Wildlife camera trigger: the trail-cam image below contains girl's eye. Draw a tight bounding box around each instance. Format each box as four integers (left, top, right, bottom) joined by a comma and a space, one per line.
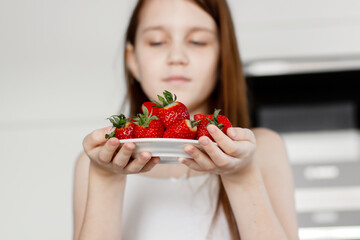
150, 42, 165, 46
190, 41, 206, 46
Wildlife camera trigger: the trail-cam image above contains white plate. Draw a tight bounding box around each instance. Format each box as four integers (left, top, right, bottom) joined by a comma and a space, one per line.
119, 138, 203, 164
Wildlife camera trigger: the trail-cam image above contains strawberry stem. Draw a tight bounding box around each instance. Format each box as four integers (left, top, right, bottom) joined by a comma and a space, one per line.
151, 90, 177, 107
107, 114, 129, 128
190, 120, 199, 128
206, 109, 224, 130
133, 106, 159, 128
105, 130, 115, 139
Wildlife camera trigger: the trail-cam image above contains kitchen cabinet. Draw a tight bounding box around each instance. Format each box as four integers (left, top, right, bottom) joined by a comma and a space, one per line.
247, 69, 360, 239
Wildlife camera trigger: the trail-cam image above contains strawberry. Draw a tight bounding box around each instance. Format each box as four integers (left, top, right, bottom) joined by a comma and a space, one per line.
163, 119, 199, 139
152, 90, 190, 128
196, 118, 213, 140
196, 109, 232, 140
105, 114, 135, 139
133, 105, 164, 138
194, 113, 209, 121
142, 102, 159, 117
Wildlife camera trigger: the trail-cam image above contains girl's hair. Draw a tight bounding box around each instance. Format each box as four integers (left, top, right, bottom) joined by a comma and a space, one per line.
123, 0, 250, 239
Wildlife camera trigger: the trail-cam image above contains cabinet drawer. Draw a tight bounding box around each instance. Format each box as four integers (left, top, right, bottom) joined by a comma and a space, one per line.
298, 210, 360, 228
292, 161, 360, 188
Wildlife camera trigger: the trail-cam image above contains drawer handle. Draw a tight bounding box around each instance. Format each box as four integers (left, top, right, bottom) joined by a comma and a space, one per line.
311, 211, 339, 224
304, 165, 339, 180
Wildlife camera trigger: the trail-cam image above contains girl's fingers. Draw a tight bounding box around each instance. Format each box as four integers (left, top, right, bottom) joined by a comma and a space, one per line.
141, 157, 161, 172
123, 151, 152, 173
111, 142, 136, 168
97, 137, 120, 164
178, 157, 202, 171
83, 127, 162, 175
206, 125, 242, 157
183, 143, 217, 171
83, 126, 112, 152
208, 125, 255, 159
227, 127, 256, 144
225, 128, 256, 159
197, 136, 231, 168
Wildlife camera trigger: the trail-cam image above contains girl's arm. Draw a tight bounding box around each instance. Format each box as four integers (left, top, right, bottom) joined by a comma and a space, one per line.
181, 126, 298, 239
73, 153, 127, 240
221, 128, 299, 240
73, 127, 160, 240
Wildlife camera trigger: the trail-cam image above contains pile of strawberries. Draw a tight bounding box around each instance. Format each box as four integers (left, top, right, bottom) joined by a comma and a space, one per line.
105, 90, 232, 141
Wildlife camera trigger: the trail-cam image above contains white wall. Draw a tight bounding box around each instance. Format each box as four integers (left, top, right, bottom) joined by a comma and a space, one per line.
0, 1, 133, 239
1, 0, 360, 239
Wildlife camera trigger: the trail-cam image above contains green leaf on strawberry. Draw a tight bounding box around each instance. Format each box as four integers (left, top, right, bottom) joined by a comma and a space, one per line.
105, 131, 115, 139
105, 114, 136, 139
133, 105, 159, 128
152, 90, 177, 108
205, 109, 225, 130
150, 90, 190, 128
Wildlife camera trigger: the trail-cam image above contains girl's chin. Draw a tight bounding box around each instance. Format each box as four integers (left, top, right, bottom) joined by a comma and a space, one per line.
161, 83, 192, 91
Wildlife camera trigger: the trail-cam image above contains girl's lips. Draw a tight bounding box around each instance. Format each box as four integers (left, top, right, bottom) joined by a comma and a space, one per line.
163, 76, 191, 82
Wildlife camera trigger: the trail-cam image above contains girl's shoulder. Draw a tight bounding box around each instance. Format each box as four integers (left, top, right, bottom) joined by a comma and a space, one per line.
251, 127, 284, 144
250, 127, 289, 167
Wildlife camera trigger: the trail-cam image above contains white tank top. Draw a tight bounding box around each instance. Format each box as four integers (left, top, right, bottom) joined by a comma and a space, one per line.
121, 173, 232, 240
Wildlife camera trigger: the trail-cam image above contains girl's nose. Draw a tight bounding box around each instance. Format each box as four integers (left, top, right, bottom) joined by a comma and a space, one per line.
167, 44, 189, 66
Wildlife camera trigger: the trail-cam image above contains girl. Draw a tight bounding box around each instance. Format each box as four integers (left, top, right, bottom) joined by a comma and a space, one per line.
73, 0, 299, 239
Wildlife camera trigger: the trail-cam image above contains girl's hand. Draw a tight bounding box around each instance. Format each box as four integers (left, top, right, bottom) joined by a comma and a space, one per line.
180, 125, 256, 177
82, 126, 160, 177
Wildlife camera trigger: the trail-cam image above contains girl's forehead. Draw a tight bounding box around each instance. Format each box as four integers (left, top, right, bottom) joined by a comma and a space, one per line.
138, 0, 217, 33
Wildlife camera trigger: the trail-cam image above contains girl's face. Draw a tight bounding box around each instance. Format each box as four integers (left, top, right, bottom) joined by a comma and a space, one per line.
126, 0, 220, 114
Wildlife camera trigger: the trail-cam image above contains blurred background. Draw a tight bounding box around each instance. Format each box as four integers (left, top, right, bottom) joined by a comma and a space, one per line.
0, 0, 359, 239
